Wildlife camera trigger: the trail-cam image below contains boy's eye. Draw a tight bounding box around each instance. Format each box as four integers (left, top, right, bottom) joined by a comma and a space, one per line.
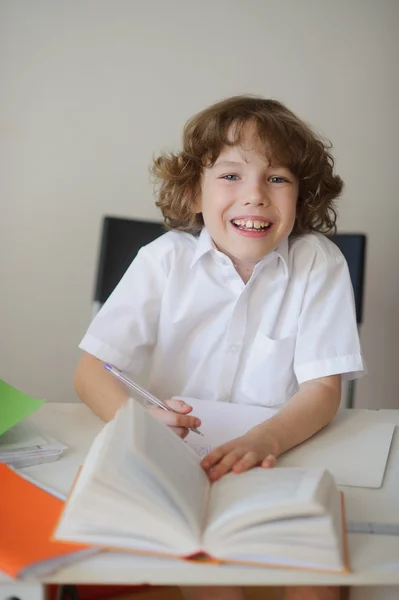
269, 176, 288, 183
221, 174, 239, 181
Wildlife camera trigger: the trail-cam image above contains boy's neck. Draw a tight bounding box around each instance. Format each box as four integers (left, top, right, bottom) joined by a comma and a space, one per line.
231, 259, 258, 284
211, 240, 260, 284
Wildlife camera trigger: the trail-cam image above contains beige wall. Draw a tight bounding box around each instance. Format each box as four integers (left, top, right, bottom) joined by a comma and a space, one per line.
1, 0, 398, 408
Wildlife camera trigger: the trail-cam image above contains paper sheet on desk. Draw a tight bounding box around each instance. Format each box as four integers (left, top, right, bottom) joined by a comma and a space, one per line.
184, 399, 395, 488
184, 398, 276, 457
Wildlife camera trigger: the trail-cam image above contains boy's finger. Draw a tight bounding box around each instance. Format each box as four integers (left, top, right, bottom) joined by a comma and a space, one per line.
261, 454, 277, 468
149, 407, 201, 429
165, 399, 193, 413
201, 446, 227, 470
232, 451, 258, 473
208, 450, 244, 481
170, 426, 189, 439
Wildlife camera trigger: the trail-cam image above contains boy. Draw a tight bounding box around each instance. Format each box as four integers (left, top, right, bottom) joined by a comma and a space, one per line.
75, 96, 364, 600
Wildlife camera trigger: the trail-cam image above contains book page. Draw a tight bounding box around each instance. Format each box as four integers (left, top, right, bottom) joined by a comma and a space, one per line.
204, 467, 330, 541
55, 407, 203, 554
130, 400, 210, 537
62, 458, 199, 553
204, 483, 344, 573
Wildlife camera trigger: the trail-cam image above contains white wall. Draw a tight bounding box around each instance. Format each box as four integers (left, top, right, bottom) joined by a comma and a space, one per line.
1, 0, 398, 408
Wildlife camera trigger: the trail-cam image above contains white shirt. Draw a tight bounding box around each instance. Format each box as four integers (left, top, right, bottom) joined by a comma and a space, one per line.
80, 228, 365, 409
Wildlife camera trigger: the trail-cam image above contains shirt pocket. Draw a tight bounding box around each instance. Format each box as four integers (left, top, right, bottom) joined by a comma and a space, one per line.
241, 333, 297, 407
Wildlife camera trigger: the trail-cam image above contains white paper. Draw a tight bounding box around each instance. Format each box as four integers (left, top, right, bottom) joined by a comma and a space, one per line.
182, 397, 276, 457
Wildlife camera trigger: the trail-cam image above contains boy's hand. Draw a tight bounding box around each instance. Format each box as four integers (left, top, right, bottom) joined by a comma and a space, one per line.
149, 399, 201, 439
201, 429, 276, 481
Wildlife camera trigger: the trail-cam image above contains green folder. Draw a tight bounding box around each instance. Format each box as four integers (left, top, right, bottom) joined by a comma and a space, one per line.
0, 379, 45, 437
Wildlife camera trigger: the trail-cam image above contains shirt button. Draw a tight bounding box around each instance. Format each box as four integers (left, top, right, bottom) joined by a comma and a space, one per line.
230, 344, 240, 354
219, 394, 230, 402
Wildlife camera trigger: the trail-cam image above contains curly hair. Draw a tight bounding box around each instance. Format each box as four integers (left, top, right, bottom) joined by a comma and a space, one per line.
151, 96, 343, 236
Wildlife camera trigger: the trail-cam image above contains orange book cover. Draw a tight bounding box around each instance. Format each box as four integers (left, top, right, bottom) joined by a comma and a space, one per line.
0, 464, 90, 578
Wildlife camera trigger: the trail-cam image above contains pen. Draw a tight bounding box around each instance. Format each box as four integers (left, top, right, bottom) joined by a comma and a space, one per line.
104, 363, 203, 436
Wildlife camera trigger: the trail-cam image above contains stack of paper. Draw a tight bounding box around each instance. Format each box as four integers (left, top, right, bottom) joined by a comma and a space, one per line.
0, 421, 67, 468
0, 379, 67, 468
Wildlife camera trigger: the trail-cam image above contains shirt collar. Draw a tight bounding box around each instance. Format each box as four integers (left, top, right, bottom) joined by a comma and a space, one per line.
190, 227, 289, 275
273, 237, 289, 276
189, 228, 215, 268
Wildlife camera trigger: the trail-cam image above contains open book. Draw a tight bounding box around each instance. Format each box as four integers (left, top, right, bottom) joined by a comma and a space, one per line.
54, 399, 349, 573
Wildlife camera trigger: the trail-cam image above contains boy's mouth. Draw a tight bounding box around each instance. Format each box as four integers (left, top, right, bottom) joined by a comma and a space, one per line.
231, 218, 273, 232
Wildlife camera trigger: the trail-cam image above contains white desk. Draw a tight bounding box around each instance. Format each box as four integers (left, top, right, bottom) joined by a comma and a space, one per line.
1, 404, 399, 594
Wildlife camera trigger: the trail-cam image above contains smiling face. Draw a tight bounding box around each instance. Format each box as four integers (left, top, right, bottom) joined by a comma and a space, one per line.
197, 123, 299, 273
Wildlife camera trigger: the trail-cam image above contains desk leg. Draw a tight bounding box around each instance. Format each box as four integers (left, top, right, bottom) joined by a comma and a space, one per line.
346, 380, 355, 409
55, 585, 80, 600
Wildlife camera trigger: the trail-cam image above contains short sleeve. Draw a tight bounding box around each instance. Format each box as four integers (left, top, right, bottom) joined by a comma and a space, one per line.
79, 247, 167, 374
294, 243, 365, 384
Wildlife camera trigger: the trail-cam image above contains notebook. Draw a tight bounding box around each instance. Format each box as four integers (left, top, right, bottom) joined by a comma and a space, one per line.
277, 410, 395, 488
0, 464, 96, 579
184, 399, 395, 488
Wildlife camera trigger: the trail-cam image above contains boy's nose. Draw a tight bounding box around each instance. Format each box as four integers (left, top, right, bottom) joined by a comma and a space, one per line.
243, 187, 269, 206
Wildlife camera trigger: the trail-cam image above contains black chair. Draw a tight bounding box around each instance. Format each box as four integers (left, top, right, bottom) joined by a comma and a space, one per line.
330, 233, 366, 326
92, 216, 165, 317
330, 233, 367, 408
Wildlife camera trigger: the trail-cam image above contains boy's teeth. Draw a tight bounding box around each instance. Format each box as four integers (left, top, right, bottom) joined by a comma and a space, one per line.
233, 219, 271, 230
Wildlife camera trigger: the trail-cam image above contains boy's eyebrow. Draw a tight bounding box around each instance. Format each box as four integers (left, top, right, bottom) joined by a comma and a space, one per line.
213, 160, 248, 168
213, 159, 290, 171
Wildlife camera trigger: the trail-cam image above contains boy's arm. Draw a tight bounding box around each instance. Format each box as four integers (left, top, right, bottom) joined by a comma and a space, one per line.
253, 374, 341, 457
74, 352, 202, 436
74, 353, 129, 422
201, 374, 341, 481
